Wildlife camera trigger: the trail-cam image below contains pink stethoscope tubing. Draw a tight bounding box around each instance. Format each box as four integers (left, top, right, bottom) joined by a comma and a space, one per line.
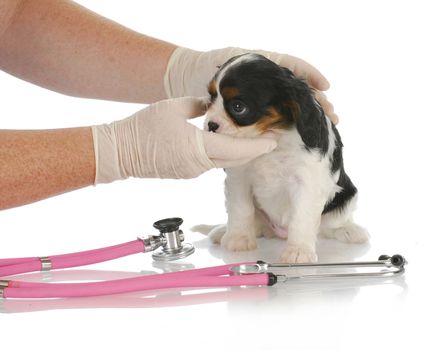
0, 240, 271, 298
0, 240, 145, 277
1, 262, 269, 299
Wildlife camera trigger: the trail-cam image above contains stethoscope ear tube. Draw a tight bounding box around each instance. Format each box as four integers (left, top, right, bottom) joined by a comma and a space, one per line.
0, 240, 146, 277
0, 263, 272, 299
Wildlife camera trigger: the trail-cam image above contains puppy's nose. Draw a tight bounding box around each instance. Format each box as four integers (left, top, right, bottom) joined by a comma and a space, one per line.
208, 121, 220, 133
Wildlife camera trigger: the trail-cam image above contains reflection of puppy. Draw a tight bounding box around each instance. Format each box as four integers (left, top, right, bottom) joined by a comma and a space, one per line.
201, 53, 368, 263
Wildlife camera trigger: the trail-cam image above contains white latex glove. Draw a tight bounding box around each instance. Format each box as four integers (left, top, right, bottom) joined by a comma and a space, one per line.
91, 97, 277, 184
164, 47, 338, 124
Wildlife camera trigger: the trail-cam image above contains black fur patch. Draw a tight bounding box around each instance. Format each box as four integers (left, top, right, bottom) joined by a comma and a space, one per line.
330, 123, 343, 174
322, 169, 357, 214
323, 123, 358, 213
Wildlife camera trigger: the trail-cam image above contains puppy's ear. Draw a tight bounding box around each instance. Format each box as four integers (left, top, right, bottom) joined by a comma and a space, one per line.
287, 84, 329, 153
283, 100, 301, 122
296, 97, 329, 152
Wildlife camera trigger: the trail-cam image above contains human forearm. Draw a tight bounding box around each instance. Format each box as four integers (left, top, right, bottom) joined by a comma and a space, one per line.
0, 0, 176, 103
0, 127, 95, 210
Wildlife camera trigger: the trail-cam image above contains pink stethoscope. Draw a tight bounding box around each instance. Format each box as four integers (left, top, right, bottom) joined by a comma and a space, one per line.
0, 218, 406, 299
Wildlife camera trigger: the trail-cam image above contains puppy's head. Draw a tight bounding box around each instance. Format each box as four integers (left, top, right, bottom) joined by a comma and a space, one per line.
205, 53, 327, 150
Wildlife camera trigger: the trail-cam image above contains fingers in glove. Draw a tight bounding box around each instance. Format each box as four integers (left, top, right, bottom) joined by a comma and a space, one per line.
211, 156, 263, 169
159, 96, 208, 119
314, 91, 339, 124
279, 56, 330, 91
203, 131, 277, 164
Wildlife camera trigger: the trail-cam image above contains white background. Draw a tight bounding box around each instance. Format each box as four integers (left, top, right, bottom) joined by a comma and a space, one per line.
1, 1, 439, 349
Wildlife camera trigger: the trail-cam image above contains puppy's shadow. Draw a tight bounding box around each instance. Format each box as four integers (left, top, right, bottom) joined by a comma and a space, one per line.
194, 235, 371, 264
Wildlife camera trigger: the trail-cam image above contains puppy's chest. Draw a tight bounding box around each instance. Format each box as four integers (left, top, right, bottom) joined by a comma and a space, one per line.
247, 140, 330, 204
249, 148, 306, 197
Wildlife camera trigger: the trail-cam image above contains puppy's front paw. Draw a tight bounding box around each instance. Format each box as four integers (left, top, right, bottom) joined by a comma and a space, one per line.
330, 224, 370, 244
280, 244, 317, 263
221, 232, 257, 251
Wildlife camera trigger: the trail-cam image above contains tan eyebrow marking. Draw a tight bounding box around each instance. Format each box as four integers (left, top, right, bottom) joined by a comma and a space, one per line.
220, 86, 240, 100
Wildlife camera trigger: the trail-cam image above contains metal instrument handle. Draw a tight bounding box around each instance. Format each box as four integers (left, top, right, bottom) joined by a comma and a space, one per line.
231, 254, 407, 280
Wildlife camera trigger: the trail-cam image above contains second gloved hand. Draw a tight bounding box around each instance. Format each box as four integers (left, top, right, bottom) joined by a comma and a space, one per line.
164, 47, 338, 124
92, 97, 277, 184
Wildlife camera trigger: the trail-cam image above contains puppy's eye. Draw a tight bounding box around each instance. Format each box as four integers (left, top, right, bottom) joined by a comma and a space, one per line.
229, 100, 248, 116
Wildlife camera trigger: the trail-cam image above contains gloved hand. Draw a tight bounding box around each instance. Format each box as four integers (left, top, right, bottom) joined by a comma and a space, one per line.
91, 97, 277, 184
164, 47, 338, 124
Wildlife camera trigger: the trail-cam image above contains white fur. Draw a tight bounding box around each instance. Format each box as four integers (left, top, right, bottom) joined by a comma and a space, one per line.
199, 68, 369, 263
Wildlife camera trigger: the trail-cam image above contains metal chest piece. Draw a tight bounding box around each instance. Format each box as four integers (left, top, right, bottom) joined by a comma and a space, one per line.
150, 218, 195, 262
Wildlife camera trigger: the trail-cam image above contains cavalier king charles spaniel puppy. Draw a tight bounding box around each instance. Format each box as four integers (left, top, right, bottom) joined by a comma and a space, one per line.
197, 53, 368, 263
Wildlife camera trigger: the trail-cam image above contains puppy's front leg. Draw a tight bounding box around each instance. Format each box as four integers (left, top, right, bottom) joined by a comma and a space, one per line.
221, 168, 257, 251
281, 188, 325, 263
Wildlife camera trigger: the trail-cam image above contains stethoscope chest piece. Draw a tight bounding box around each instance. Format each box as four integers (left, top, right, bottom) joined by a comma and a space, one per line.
149, 218, 195, 262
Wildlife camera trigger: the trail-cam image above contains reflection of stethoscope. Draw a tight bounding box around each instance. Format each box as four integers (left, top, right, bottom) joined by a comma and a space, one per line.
1, 218, 407, 299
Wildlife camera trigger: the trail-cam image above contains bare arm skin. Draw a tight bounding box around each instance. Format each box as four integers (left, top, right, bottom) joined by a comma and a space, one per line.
0, 0, 176, 103
0, 0, 175, 210
0, 128, 95, 210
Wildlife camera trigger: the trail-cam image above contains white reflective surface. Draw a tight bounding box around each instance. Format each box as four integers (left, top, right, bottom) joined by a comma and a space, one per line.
1, 1, 439, 349
0, 180, 435, 349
